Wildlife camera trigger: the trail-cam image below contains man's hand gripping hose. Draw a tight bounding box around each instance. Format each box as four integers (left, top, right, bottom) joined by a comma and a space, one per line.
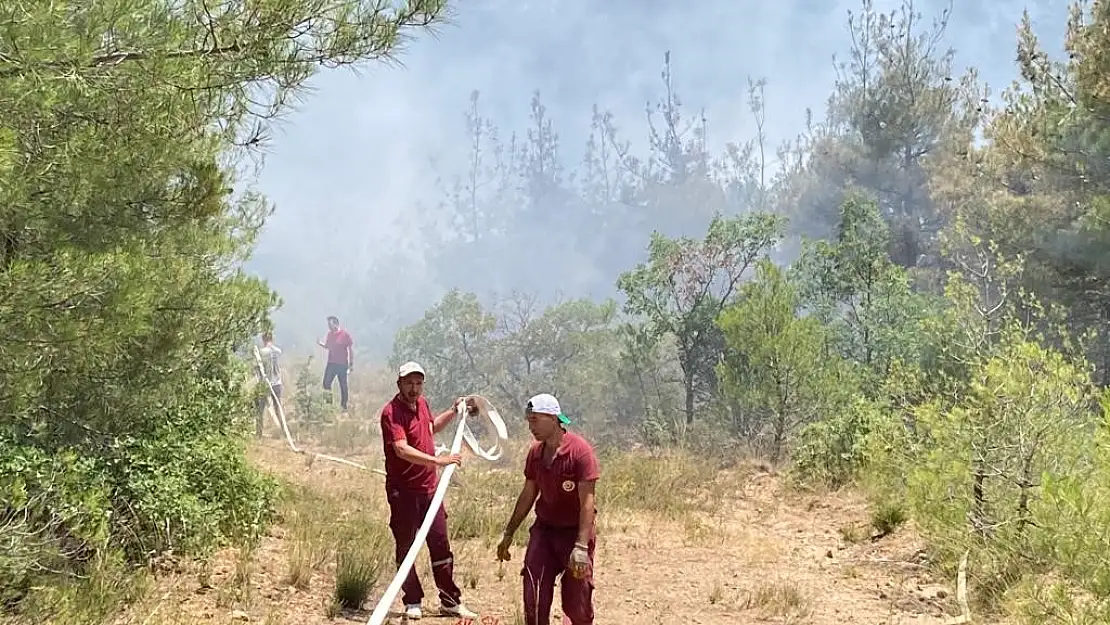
365, 394, 508, 625
252, 347, 509, 621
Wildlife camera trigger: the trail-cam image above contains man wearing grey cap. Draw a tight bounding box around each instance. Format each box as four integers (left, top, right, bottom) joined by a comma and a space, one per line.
378, 360, 479, 620
495, 393, 600, 625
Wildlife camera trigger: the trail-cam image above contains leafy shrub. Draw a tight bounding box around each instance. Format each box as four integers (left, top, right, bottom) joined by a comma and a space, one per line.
790, 397, 885, 488
879, 331, 1098, 608
0, 372, 279, 615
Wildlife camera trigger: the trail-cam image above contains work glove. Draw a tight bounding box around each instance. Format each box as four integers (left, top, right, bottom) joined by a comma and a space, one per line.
496, 535, 513, 562
568, 544, 590, 579
455, 396, 479, 415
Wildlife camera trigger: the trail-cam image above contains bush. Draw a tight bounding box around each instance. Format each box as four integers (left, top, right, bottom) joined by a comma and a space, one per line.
1012, 390, 1110, 623
789, 397, 885, 489
0, 367, 279, 616
873, 332, 1099, 608
294, 357, 331, 424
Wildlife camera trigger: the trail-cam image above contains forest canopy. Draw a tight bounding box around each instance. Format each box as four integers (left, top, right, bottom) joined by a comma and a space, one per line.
389, 2, 1110, 621
5, 0, 1110, 623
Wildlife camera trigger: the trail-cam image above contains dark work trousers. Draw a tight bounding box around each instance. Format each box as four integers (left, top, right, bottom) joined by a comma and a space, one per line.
255, 383, 283, 437
322, 362, 349, 410
387, 487, 463, 608
521, 523, 596, 625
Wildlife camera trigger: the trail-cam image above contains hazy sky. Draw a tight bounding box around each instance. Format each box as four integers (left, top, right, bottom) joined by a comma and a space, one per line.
247, 0, 1067, 359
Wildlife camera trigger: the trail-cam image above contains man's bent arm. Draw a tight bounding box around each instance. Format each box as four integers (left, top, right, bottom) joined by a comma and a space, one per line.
432, 406, 458, 434
502, 480, 539, 539
575, 480, 597, 546
393, 440, 441, 467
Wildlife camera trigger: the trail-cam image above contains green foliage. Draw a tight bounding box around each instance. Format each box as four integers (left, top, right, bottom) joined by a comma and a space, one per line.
0, 375, 279, 610
1024, 392, 1110, 623
494, 295, 620, 410
293, 357, 330, 424
390, 290, 623, 429
790, 396, 885, 489
0, 0, 448, 617
617, 211, 787, 424
332, 522, 390, 610
716, 259, 855, 463
879, 326, 1098, 605
774, 0, 981, 265
868, 499, 908, 538
610, 323, 685, 446
391, 289, 498, 409
793, 194, 934, 388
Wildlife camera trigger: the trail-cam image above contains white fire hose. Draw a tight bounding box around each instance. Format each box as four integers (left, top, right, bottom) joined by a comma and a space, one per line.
251, 346, 510, 623
253, 346, 388, 475
367, 395, 508, 625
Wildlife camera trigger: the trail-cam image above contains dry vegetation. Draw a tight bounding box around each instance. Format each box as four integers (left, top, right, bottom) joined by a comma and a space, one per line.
60, 373, 995, 625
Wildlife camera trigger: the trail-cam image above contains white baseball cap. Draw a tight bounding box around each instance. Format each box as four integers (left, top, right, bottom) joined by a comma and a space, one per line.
526, 393, 570, 424
398, 361, 426, 378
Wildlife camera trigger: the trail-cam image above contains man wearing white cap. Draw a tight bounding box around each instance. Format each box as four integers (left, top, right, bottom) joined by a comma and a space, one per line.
378, 360, 479, 620
495, 393, 600, 625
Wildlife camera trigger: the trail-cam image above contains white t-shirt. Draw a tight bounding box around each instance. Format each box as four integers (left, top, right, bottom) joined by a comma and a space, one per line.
258, 344, 283, 387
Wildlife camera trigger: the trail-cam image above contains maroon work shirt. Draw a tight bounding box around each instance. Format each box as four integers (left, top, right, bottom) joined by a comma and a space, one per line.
380, 394, 439, 494
524, 431, 601, 529
324, 328, 353, 365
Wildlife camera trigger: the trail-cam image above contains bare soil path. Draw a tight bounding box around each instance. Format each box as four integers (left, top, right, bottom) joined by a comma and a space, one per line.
120, 439, 971, 625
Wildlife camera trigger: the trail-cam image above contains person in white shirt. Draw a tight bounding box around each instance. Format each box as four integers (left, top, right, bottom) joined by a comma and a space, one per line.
255, 331, 284, 437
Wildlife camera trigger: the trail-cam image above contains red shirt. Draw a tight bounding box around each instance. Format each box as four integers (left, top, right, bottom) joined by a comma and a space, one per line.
380, 394, 439, 494
324, 328, 353, 365
524, 431, 600, 529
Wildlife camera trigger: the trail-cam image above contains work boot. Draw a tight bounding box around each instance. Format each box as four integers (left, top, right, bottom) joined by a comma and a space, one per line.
441, 603, 478, 619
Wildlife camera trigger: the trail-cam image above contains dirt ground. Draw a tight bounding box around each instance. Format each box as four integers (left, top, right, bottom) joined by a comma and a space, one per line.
112, 425, 990, 625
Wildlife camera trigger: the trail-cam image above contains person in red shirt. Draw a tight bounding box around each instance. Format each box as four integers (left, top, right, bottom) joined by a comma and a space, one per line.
496, 393, 600, 625
379, 360, 479, 621
317, 315, 353, 411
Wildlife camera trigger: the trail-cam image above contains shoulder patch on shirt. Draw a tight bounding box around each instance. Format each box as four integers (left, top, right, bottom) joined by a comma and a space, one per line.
561, 479, 576, 492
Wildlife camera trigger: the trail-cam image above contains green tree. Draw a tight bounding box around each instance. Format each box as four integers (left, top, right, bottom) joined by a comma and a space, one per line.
492, 294, 618, 409
390, 289, 498, 409
0, 0, 447, 615
792, 194, 930, 385
947, 3, 1110, 384
617, 212, 786, 425
776, 0, 981, 267
893, 323, 1097, 606
716, 259, 852, 463
611, 322, 685, 445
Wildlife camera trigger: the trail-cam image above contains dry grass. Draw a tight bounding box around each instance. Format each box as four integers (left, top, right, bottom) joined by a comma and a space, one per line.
333, 537, 387, 610
19, 375, 984, 625
740, 578, 813, 621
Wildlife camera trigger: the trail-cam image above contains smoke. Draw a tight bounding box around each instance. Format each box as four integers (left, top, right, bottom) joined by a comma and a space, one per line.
246, 0, 1066, 360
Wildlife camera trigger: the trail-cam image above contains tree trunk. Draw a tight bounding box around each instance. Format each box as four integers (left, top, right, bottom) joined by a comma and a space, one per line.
684, 371, 695, 425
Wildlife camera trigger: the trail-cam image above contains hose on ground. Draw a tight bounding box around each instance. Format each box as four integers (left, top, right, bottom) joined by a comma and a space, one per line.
252, 345, 388, 475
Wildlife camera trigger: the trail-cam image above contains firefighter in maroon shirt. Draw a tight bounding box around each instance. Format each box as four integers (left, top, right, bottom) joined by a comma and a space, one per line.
497, 393, 600, 625
318, 315, 353, 411
378, 360, 479, 621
